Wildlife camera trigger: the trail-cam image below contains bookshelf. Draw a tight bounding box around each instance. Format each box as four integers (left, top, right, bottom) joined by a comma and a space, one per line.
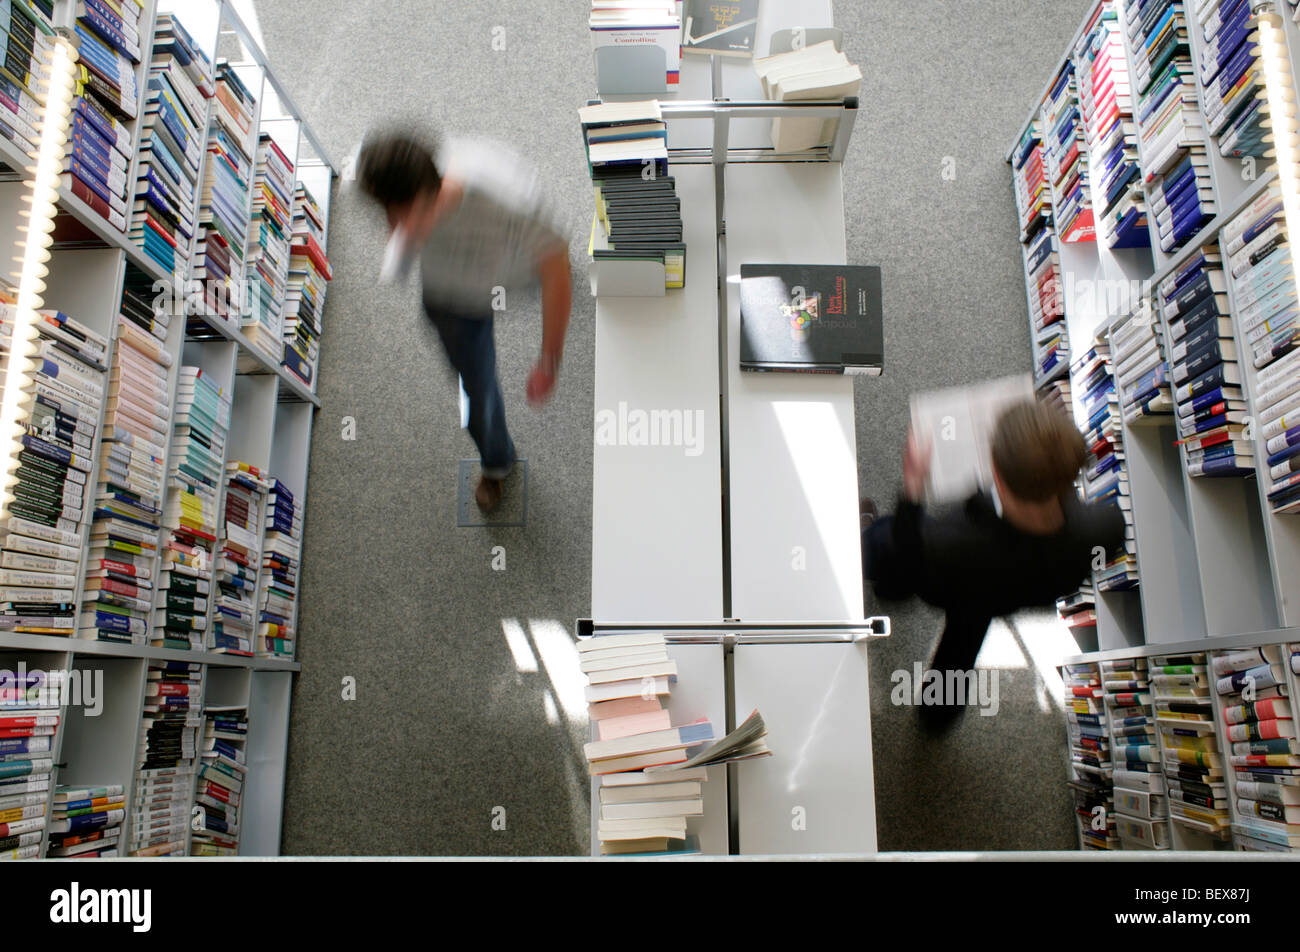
1010, 0, 1300, 850
0, 0, 334, 858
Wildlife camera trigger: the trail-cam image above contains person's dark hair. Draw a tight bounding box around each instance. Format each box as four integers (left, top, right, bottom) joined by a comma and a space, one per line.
991, 400, 1087, 503
356, 131, 442, 208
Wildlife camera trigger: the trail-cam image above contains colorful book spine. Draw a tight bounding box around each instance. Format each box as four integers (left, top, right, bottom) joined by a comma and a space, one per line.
130, 660, 202, 856
280, 183, 331, 387
190, 704, 246, 855
243, 133, 294, 363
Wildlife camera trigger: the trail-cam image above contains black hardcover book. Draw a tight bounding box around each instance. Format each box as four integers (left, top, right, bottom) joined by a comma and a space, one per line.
738, 264, 883, 374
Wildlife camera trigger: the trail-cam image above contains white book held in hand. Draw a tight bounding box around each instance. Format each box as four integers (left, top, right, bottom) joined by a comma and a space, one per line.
909, 373, 1036, 504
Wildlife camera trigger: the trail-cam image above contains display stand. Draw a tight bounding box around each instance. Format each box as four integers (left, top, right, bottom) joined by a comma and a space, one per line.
587, 5, 885, 856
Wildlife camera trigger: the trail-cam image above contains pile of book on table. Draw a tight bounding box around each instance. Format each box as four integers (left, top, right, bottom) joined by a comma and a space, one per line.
49, 783, 124, 857
752, 40, 861, 153
588, 1, 681, 93
582, 631, 770, 856
580, 100, 683, 296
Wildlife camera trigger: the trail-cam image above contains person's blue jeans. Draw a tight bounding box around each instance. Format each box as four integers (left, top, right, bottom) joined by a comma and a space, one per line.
424, 303, 517, 479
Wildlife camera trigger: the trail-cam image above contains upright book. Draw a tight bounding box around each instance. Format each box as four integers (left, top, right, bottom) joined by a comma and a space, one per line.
738, 264, 883, 374
681, 0, 759, 57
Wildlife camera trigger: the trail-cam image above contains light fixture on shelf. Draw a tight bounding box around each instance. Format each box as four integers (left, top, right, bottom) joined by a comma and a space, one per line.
1256, 10, 1300, 286
0, 34, 78, 524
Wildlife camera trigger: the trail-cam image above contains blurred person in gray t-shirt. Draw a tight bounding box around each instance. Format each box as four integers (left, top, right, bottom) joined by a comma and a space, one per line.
356, 130, 571, 513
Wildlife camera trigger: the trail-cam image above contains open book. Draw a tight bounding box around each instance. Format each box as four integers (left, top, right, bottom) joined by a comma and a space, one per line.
909, 374, 1035, 504
645, 709, 771, 772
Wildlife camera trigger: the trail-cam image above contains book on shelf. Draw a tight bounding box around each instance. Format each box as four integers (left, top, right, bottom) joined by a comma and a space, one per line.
1072, 335, 1138, 590
0, 664, 60, 859
257, 477, 300, 659
243, 133, 295, 364
1158, 248, 1255, 477
78, 275, 173, 645
580, 100, 684, 295
191, 704, 247, 856
1212, 645, 1299, 850
62, 0, 141, 235
155, 367, 230, 651
1042, 58, 1094, 243
681, 0, 759, 58
1102, 656, 1169, 849
1077, 2, 1148, 249
189, 60, 256, 329
48, 782, 125, 857
1221, 185, 1300, 510
131, 660, 202, 856
1065, 662, 1119, 849
130, 12, 214, 275
281, 183, 330, 387
737, 263, 883, 375
1125, 0, 1217, 254
1152, 652, 1232, 840
907, 374, 1034, 505
1111, 306, 1172, 421
211, 461, 269, 655
752, 40, 860, 153
1191, 0, 1270, 158
1013, 121, 1052, 241
0, 279, 107, 637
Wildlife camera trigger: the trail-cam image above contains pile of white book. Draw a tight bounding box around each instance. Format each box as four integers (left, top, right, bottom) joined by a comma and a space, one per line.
753, 40, 862, 153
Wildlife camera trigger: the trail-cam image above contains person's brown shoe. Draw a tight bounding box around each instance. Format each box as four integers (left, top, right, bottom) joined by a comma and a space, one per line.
475, 476, 504, 514
860, 497, 878, 529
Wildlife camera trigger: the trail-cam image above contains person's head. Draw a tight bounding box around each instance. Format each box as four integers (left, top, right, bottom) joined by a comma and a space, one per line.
990, 400, 1087, 505
355, 131, 442, 229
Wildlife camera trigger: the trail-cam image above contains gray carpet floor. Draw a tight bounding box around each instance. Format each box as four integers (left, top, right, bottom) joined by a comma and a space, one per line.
246, 0, 1097, 855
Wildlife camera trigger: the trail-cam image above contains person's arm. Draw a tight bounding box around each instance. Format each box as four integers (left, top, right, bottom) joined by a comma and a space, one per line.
527, 243, 571, 406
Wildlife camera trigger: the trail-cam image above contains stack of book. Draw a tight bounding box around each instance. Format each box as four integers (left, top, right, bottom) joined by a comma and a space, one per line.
1126, 0, 1215, 253
580, 101, 685, 294
588, 1, 681, 93
0, 667, 60, 859
282, 185, 330, 387
79, 314, 171, 644
1058, 583, 1097, 634
0, 0, 51, 159
1222, 187, 1300, 510
1077, 1, 1148, 248
65, 0, 140, 233
0, 286, 108, 637
1111, 306, 1172, 421
211, 461, 268, 655
1192, 0, 1270, 159
244, 133, 295, 363
1104, 657, 1169, 849
1158, 248, 1252, 476
582, 632, 699, 854
1152, 651, 1231, 840
130, 14, 212, 275
257, 477, 299, 659
130, 660, 202, 856
1065, 662, 1118, 849
121, 264, 171, 341
48, 783, 125, 857
1013, 122, 1051, 241
1213, 645, 1299, 850
1025, 226, 1066, 386
155, 368, 230, 650
191, 61, 256, 327
191, 705, 246, 855
1074, 337, 1138, 590
1043, 60, 1094, 243
751, 40, 862, 154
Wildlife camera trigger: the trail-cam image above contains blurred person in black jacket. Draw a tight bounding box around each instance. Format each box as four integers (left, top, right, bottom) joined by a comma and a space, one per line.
862, 400, 1125, 709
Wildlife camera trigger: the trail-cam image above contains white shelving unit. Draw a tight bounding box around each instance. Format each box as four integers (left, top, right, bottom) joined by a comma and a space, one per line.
1013, 0, 1300, 850
0, 0, 334, 857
